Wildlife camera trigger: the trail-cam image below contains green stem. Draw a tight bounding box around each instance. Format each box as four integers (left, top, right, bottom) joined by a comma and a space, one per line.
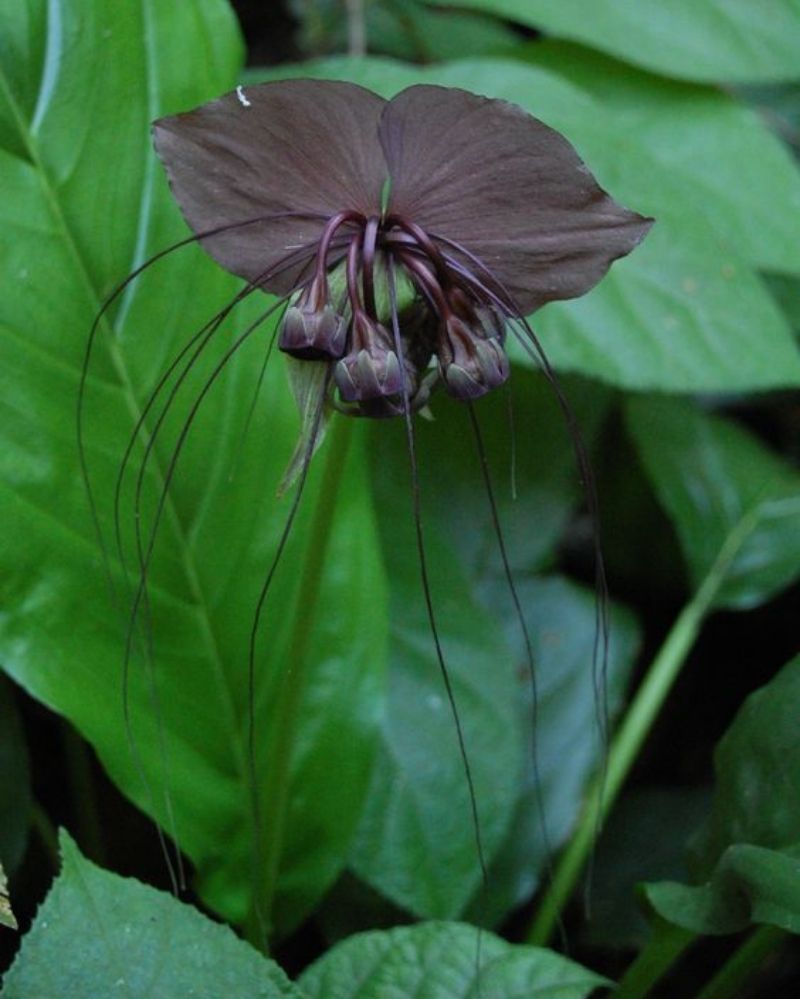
244, 417, 353, 949
695, 926, 788, 999
527, 508, 761, 946
615, 919, 695, 998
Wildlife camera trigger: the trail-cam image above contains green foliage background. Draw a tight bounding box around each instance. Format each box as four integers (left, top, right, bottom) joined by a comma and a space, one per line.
1, 0, 799, 994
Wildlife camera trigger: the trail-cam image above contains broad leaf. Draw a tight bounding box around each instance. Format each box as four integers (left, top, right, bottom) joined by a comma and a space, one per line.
350, 420, 525, 919
431, 0, 800, 83
290, 0, 518, 63
694, 656, 800, 871
299, 921, 607, 998
468, 576, 640, 925
2, 832, 301, 997
646, 656, 800, 934
254, 57, 800, 392
350, 377, 637, 924
519, 41, 800, 276
402, 370, 611, 577
0, 0, 388, 936
582, 787, 711, 949
0, 675, 31, 874
626, 397, 800, 610
647, 843, 800, 936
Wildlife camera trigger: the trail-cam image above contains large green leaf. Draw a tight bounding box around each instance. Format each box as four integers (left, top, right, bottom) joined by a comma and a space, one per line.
694, 656, 800, 872
396, 370, 611, 578
292, 0, 518, 62
647, 843, 800, 936
254, 56, 800, 392
646, 656, 800, 934
0, 0, 388, 936
349, 376, 637, 925
0, 676, 31, 874
299, 921, 607, 998
582, 787, 711, 949
2, 831, 301, 997
349, 417, 525, 919
625, 397, 800, 610
518, 41, 800, 276
469, 576, 640, 925
431, 0, 800, 83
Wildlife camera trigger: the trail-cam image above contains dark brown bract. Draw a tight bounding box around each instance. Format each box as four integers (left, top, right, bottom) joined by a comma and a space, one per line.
153, 79, 652, 417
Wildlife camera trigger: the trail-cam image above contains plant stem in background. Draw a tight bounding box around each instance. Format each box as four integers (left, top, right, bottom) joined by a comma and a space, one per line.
695, 926, 789, 999
346, 0, 366, 56
527, 507, 762, 946
245, 416, 353, 950
615, 919, 695, 998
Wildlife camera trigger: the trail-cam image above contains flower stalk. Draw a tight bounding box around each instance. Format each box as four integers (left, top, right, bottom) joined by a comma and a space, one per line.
245, 415, 354, 950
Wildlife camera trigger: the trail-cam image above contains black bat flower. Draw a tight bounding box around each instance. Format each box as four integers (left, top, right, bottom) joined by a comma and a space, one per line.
77, 78, 653, 942
152, 79, 652, 419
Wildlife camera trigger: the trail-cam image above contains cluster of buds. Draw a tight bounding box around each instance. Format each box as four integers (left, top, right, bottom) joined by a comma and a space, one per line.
277, 210, 510, 418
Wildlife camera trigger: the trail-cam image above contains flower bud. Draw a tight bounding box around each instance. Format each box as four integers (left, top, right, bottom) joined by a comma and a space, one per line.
439, 316, 510, 400
279, 302, 346, 360
475, 303, 507, 343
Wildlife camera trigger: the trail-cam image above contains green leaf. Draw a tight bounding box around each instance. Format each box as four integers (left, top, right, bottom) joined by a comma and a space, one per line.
625, 397, 800, 610
403, 370, 611, 577
518, 41, 800, 275
645, 656, 800, 934
299, 921, 607, 998
470, 576, 640, 925
349, 376, 637, 925
253, 56, 800, 392
695, 656, 800, 871
0, 675, 31, 874
367, 2, 519, 62
289, 0, 518, 62
582, 787, 711, 949
2, 831, 301, 997
0, 0, 387, 936
350, 419, 525, 919
647, 843, 800, 936
430, 0, 800, 83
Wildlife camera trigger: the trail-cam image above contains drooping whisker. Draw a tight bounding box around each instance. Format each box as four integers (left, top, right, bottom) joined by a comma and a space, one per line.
118, 238, 322, 575
387, 257, 487, 980
466, 402, 567, 946
79, 210, 334, 590
435, 233, 612, 865
245, 365, 332, 944
114, 280, 261, 575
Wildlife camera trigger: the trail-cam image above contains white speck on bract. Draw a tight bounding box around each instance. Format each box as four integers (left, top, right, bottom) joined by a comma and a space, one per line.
236, 85, 251, 108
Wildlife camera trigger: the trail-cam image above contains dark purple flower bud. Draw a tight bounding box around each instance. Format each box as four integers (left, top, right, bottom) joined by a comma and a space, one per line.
474, 303, 507, 344
335, 314, 404, 402
279, 301, 346, 360
439, 316, 510, 401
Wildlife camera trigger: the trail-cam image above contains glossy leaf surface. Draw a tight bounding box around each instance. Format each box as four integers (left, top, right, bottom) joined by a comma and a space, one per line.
0, 0, 387, 935
470, 576, 640, 924
254, 56, 800, 392
646, 656, 800, 934
350, 379, 637, 924
432, 0, 800, 83
626, 398, 800, 609
520, 41, 800, 276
